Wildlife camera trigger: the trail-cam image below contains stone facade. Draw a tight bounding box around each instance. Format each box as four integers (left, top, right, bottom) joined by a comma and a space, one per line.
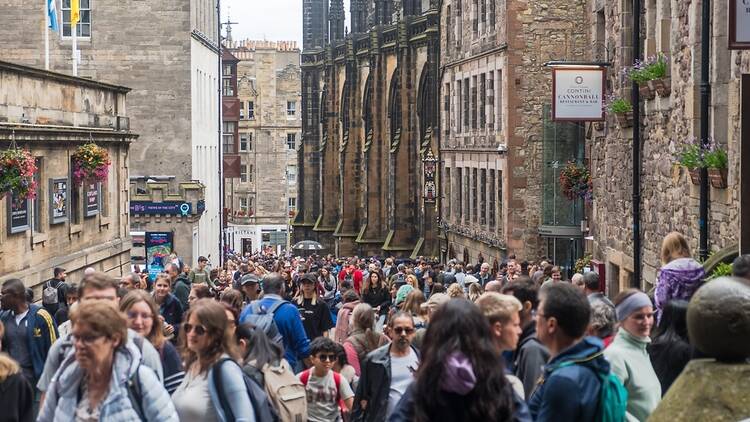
294, 0, 441, 258
439, 0, 590, 267
224, 40, 301, 254
0, 0, 220, 266
587, 0, 746, 290
0, 61, 134, 292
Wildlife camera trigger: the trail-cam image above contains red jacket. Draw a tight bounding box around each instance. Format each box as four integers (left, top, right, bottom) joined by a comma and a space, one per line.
338, 267, 363, 293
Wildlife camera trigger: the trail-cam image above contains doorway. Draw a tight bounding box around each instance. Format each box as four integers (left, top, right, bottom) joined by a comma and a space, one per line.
242, 238, 253, 256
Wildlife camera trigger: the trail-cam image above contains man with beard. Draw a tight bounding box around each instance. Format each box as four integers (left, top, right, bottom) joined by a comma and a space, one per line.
353, 312, 420, 422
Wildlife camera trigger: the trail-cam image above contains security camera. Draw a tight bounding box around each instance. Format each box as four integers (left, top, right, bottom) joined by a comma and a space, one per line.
496, 144, 508, 154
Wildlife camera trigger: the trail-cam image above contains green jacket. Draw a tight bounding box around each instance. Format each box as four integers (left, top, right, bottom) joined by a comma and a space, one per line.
604, 329, 662, 421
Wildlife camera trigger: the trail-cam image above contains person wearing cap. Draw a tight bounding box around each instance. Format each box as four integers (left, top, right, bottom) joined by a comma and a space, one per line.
295, 273, 335, 341
239, 273, 262, 304
604, 289, 661, 421
188, 256, 214, 289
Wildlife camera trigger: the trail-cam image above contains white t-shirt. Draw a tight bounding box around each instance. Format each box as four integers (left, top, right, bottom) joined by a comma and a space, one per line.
299, 370, 354, 422
387, 349, 419, 418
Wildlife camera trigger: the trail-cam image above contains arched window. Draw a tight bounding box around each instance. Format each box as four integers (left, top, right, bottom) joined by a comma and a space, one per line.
362, 73, 374, 152
340, 80, 351, 151
388, 70, 402, 152
417, 66, 434, 154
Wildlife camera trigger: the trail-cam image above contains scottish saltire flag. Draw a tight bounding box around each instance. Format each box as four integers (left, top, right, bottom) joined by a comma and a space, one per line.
47, 0, 58, 31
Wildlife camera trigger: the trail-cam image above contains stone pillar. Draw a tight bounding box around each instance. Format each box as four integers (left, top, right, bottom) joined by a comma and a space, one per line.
315, 60, 340, 250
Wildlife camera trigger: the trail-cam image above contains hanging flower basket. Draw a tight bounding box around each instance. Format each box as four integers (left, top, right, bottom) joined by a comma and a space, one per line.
559, 161, 592, 202
71, 143, 111, 185
0, 148, 38, 202
708, 168, 727, 189
648, 77, 671, 97
639, 83, 655, 100
687, 168, 701, 185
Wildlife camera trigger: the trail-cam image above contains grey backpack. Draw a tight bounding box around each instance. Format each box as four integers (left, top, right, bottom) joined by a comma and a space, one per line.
43, 280, 59, 305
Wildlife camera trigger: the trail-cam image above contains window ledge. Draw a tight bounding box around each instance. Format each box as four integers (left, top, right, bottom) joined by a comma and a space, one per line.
100, 216, 111, 227
70, 224, 83, 235
32, 232, 48, 245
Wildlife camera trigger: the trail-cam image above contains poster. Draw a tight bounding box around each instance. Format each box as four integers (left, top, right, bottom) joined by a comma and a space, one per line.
552, 68, 606, 121
8, 195, 30, 234
85, 182, 99, 217
50, 178, 68, 224
145, 231, 174, 281
729, 0, 750, 49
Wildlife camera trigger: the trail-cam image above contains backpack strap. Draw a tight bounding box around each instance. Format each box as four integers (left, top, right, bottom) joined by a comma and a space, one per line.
332, 371, 341, 397
267, 299, 290, 315
212, 357, 236, 422
299, 368, 311, 386
127, 366, 146, 422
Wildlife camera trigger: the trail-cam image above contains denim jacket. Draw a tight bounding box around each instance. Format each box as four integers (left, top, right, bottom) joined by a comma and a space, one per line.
38, 337, 178, 422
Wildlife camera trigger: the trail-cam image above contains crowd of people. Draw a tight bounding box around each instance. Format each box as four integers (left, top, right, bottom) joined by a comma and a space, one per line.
0, 231, 748, 421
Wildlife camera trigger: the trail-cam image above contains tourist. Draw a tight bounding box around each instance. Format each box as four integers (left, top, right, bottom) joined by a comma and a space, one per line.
38, 301, 177, 421
389, 299, 530, 421
281, 267, 299, 301
172, 299, 255, 421
0, 278, 57, 389
571, 273, 585, 291
239, 273, 311, 371
152, 273, 184, 339
467, 281, 484, 302
296, 273, 335, 340
333, 342, 358, 390
120, 290, 184, 394
400, 289, 427, 329
41, 267, 69, 317
318, 266, 339, 309
335, 290, 361, 343
219, 288, 244, 310
119, 272, 142, 291
343, 303, 390, 376
352, 312, 419, 422
361, 270, 391, 323
528, 283, 616, 421
167, 263, 192, 310
583, 271, 614, 308
654, 232, 705, 322
587, 300, 617, 347
299, 337, 355, 422
188, 256, 214, 288
239, 273, 262, 304
477, 262, 492, 287
36, 272, 163, 404
647, 300, 692, 394
54, 284, 79, 328
188, 283, 214, 307
0, 321, 33, 422
605, 289, 661, 420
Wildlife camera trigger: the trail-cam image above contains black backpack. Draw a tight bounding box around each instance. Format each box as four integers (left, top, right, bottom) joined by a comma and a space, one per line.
213, 357, 279, 422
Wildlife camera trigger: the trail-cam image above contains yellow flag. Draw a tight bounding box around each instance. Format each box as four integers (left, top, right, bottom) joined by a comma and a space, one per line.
71, 0, 80, 26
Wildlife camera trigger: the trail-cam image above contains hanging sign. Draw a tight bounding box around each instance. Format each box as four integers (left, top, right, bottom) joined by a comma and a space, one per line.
85, 182, 100, 217
50, 178, 69, 224
7, 195, 31, 234
552, 68, 606, 121
729, 0, 750, 49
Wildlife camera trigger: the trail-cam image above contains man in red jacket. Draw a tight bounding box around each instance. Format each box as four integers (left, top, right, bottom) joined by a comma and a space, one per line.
338, 264, 363, 294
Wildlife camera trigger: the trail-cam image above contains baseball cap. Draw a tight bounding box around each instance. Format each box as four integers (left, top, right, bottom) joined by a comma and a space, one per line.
300, 273, 316, 284
198, 256, 208, 262
240, 274, 260, 286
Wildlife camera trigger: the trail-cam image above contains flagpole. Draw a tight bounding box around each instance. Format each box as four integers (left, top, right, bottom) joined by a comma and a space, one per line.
71, 23, 77, 76
45, 26, 49, 70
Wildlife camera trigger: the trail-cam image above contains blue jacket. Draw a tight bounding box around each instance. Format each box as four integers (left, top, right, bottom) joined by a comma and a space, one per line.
158, 293, 184, 335
528, 336, 610, 422
38, 335, 178, 422
239, 294, 311, 367
0, 304, 58, 381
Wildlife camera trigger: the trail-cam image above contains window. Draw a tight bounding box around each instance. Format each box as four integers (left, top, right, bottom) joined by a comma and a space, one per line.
248, 101, 255, 119
480, 169, 487, 225
286, 165, 297, 184
479, 73, 486, 129
496, 71, 503, 132
446, 6, 451, 47
471, 168, 478, 223
489, 0, 495, 28
62, 0, 91, 37
223, 78, 234, 96
240, 134, 252, 151
444, 83, 451, 135
222, 122, 236, 153
286, 101, 296, 116
286, 133, 297, 150
463, 78, 469, 130
445, 167, 451, 218
457, 167, 463, 221
239, 104, 245, 119
240, 164, 247, 183
489, 169, 496, 229
239, 197, 248, 213
223, 64, 232, 76
288, 197, 297, 213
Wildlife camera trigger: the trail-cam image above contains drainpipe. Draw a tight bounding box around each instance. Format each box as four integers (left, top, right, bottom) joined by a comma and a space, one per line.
698, 0, 711, 260
632, 0, 642, 285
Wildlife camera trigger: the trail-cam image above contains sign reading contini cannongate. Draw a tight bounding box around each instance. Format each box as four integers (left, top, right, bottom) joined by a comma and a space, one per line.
552, 68, 606, 121
729, 0, 750, 49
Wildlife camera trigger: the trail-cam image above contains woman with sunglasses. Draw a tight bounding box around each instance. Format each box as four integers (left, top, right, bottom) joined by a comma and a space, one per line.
120, 290, 185, 394
38, 301, 178, 421
171, 299, 254, 422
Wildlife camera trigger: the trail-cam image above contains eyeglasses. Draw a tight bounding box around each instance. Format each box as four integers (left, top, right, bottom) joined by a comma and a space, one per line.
316, 354, 337, 362
392, 327, 415, 335
73, 333, 104, 346
126, 311, 153, 321
184, 323, 207, 336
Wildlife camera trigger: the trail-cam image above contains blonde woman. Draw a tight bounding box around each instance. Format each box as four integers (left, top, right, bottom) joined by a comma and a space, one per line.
296, 273, 335, 340
446, 283, 465, 299
468, 282, 484, 302
0, 321, 33, 421
405, 274, 420, 290
654, 232, 705, 322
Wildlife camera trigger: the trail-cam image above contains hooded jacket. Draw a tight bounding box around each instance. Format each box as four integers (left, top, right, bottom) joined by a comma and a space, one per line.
528, 336, 611, 422
38, 336, 178, 422
172, 274, 191, 310
335, 300, 360, 343
352, 343, 420, 422
654, 257, 704, 322
512, 322, 550, 399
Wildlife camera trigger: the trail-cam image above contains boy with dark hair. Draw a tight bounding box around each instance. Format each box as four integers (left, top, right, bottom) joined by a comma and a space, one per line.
503, 277, 550, 398
528, 283, 616, 422
299, 337, 354, 422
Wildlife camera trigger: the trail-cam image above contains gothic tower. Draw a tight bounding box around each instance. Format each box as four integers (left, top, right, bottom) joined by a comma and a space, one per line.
303, 0, 328, 49
329, 0, 345, 41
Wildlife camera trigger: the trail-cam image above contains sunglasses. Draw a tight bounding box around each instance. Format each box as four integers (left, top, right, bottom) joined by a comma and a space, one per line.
393, 327, 415, 335
73, 333, 105, 346
184, 323, 208, 336
316, 354, 337, 362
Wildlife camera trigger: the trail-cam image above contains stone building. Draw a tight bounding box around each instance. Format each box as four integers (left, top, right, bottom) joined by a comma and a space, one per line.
224, 40, 301, 255
293, 0, 441, 258
586, 0, 748, 290
0, 0, 221, 266
438, 0, 590, 270
0, 61, 134, 290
